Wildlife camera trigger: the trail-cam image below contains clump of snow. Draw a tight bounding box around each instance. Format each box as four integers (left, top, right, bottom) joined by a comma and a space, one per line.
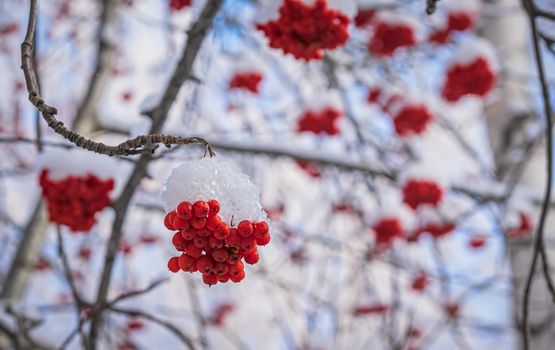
36, 147, 119, 181
161, 157, 268, 223
372, 190, 415, 229
449, 38, 499, 71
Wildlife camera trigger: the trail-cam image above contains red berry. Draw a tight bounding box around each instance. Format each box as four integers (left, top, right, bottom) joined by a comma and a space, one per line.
197, 255, 214, 274
226, 228, 242, 249
206, 215, 223, 231
209, 236, 224, 249
185, 243, 202, 259
181, 229, 197, 240
212, 248, 229, 263
237, 221, 253, 237
229, 262, 245, 283
255, 233, 271, 246
193, 201, 210, 218
164, 211, 177, 230
197, 229, 212, 237
214, 222, 230, 240
178, 254, 197, 272
240, 237, 256, 253
226, 252, 241, 265
191, 217, 207, 229
172, 215, 190, 230
176, 201, 193, 220
217, 274, 230, 283
193, 237, 208, 249
172, 232, 187, 251
244, 249, 259, 264
167, 257, 180, 273
208, 199, 220, 216
202, 273, 218, 286
214, 262, 229, 275
253, 222, 269, 238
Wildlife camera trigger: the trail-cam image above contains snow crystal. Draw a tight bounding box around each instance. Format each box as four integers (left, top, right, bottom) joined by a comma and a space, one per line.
442, 0, 481, 14
161, 157, 268, 223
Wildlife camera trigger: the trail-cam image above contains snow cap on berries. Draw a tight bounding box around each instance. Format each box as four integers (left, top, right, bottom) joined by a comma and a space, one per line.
161, 158, 267, 223
449, 38, 498, 70
37, 147, 119, 182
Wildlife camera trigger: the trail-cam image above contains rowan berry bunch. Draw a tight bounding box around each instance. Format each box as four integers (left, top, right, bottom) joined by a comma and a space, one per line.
402, 179, 444, 210
297, 107, 342, 136
229, 71, 263, 94
368, 19, 417, 57
429, 7, 478, 44
39, 169, 114, 232
256, 0, 350, 60
169, 0, 191, 11
442, 57, 497, 102
165, 199, 271, 286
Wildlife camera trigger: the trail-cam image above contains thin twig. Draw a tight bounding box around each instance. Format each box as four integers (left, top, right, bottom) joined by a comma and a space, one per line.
108, 278, 168, 305
20, 0, 213, 157
520, 0, 555, 349
109, 306, 196, 350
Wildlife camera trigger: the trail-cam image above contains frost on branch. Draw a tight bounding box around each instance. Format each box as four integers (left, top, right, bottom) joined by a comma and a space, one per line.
162, 158, 271, 285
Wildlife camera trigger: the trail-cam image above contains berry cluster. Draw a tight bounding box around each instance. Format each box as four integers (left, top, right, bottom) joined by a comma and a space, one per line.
506, 211, 532, 239
169, 0, 191, 11
256, 0, 349, 60
354, 9, 377, 28
368, 20, 417, 57
393, 105, 434, 137
368, 88, 434, 137
402, 179, 443, 210
297, 107, 342, 136
372, 217, 404, 248
429, 10, 477, 45
165, 199, 271, 285
442, 57, 496, 102
39, 170, 114, 232
229, 71, 263, 94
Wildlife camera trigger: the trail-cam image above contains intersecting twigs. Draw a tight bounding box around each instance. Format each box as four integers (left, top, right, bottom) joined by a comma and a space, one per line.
108, 278, 168, 306
20, 0, 213, 158
521, 0, 555, 349
109, 306, 196, 350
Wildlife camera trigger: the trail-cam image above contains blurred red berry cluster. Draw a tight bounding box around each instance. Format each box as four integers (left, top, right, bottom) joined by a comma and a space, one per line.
165, 199, 271, 286
402, 179, 444, 210
368, 88, 434, 137
368, 20, 417, 57
297, 107, 342, 136
39, 170, 114, 232
429, 10, 478, 44
256, 0, 349, 60
169, 0, 191, 11
442, 57, 496, 102
229, 71, 263, 94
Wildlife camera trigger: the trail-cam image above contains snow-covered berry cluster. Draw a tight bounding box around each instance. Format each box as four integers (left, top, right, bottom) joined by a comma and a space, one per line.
256, 0, 350, 60
402, 179, 444, 210
169, 0, 191, 11
442, 57, 496, 102
428, 1, 480, 44
297, 107, 342, 136
367, 13, 419, 57
229, 71, 263, 94
39, 169, 114, 232
368, 87, 434, 137
165, 199, 271, 285
161, 158, 270, 286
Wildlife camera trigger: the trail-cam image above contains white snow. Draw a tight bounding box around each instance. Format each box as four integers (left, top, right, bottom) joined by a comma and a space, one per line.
161, 157, 268, 223
448, 37, 499, 71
